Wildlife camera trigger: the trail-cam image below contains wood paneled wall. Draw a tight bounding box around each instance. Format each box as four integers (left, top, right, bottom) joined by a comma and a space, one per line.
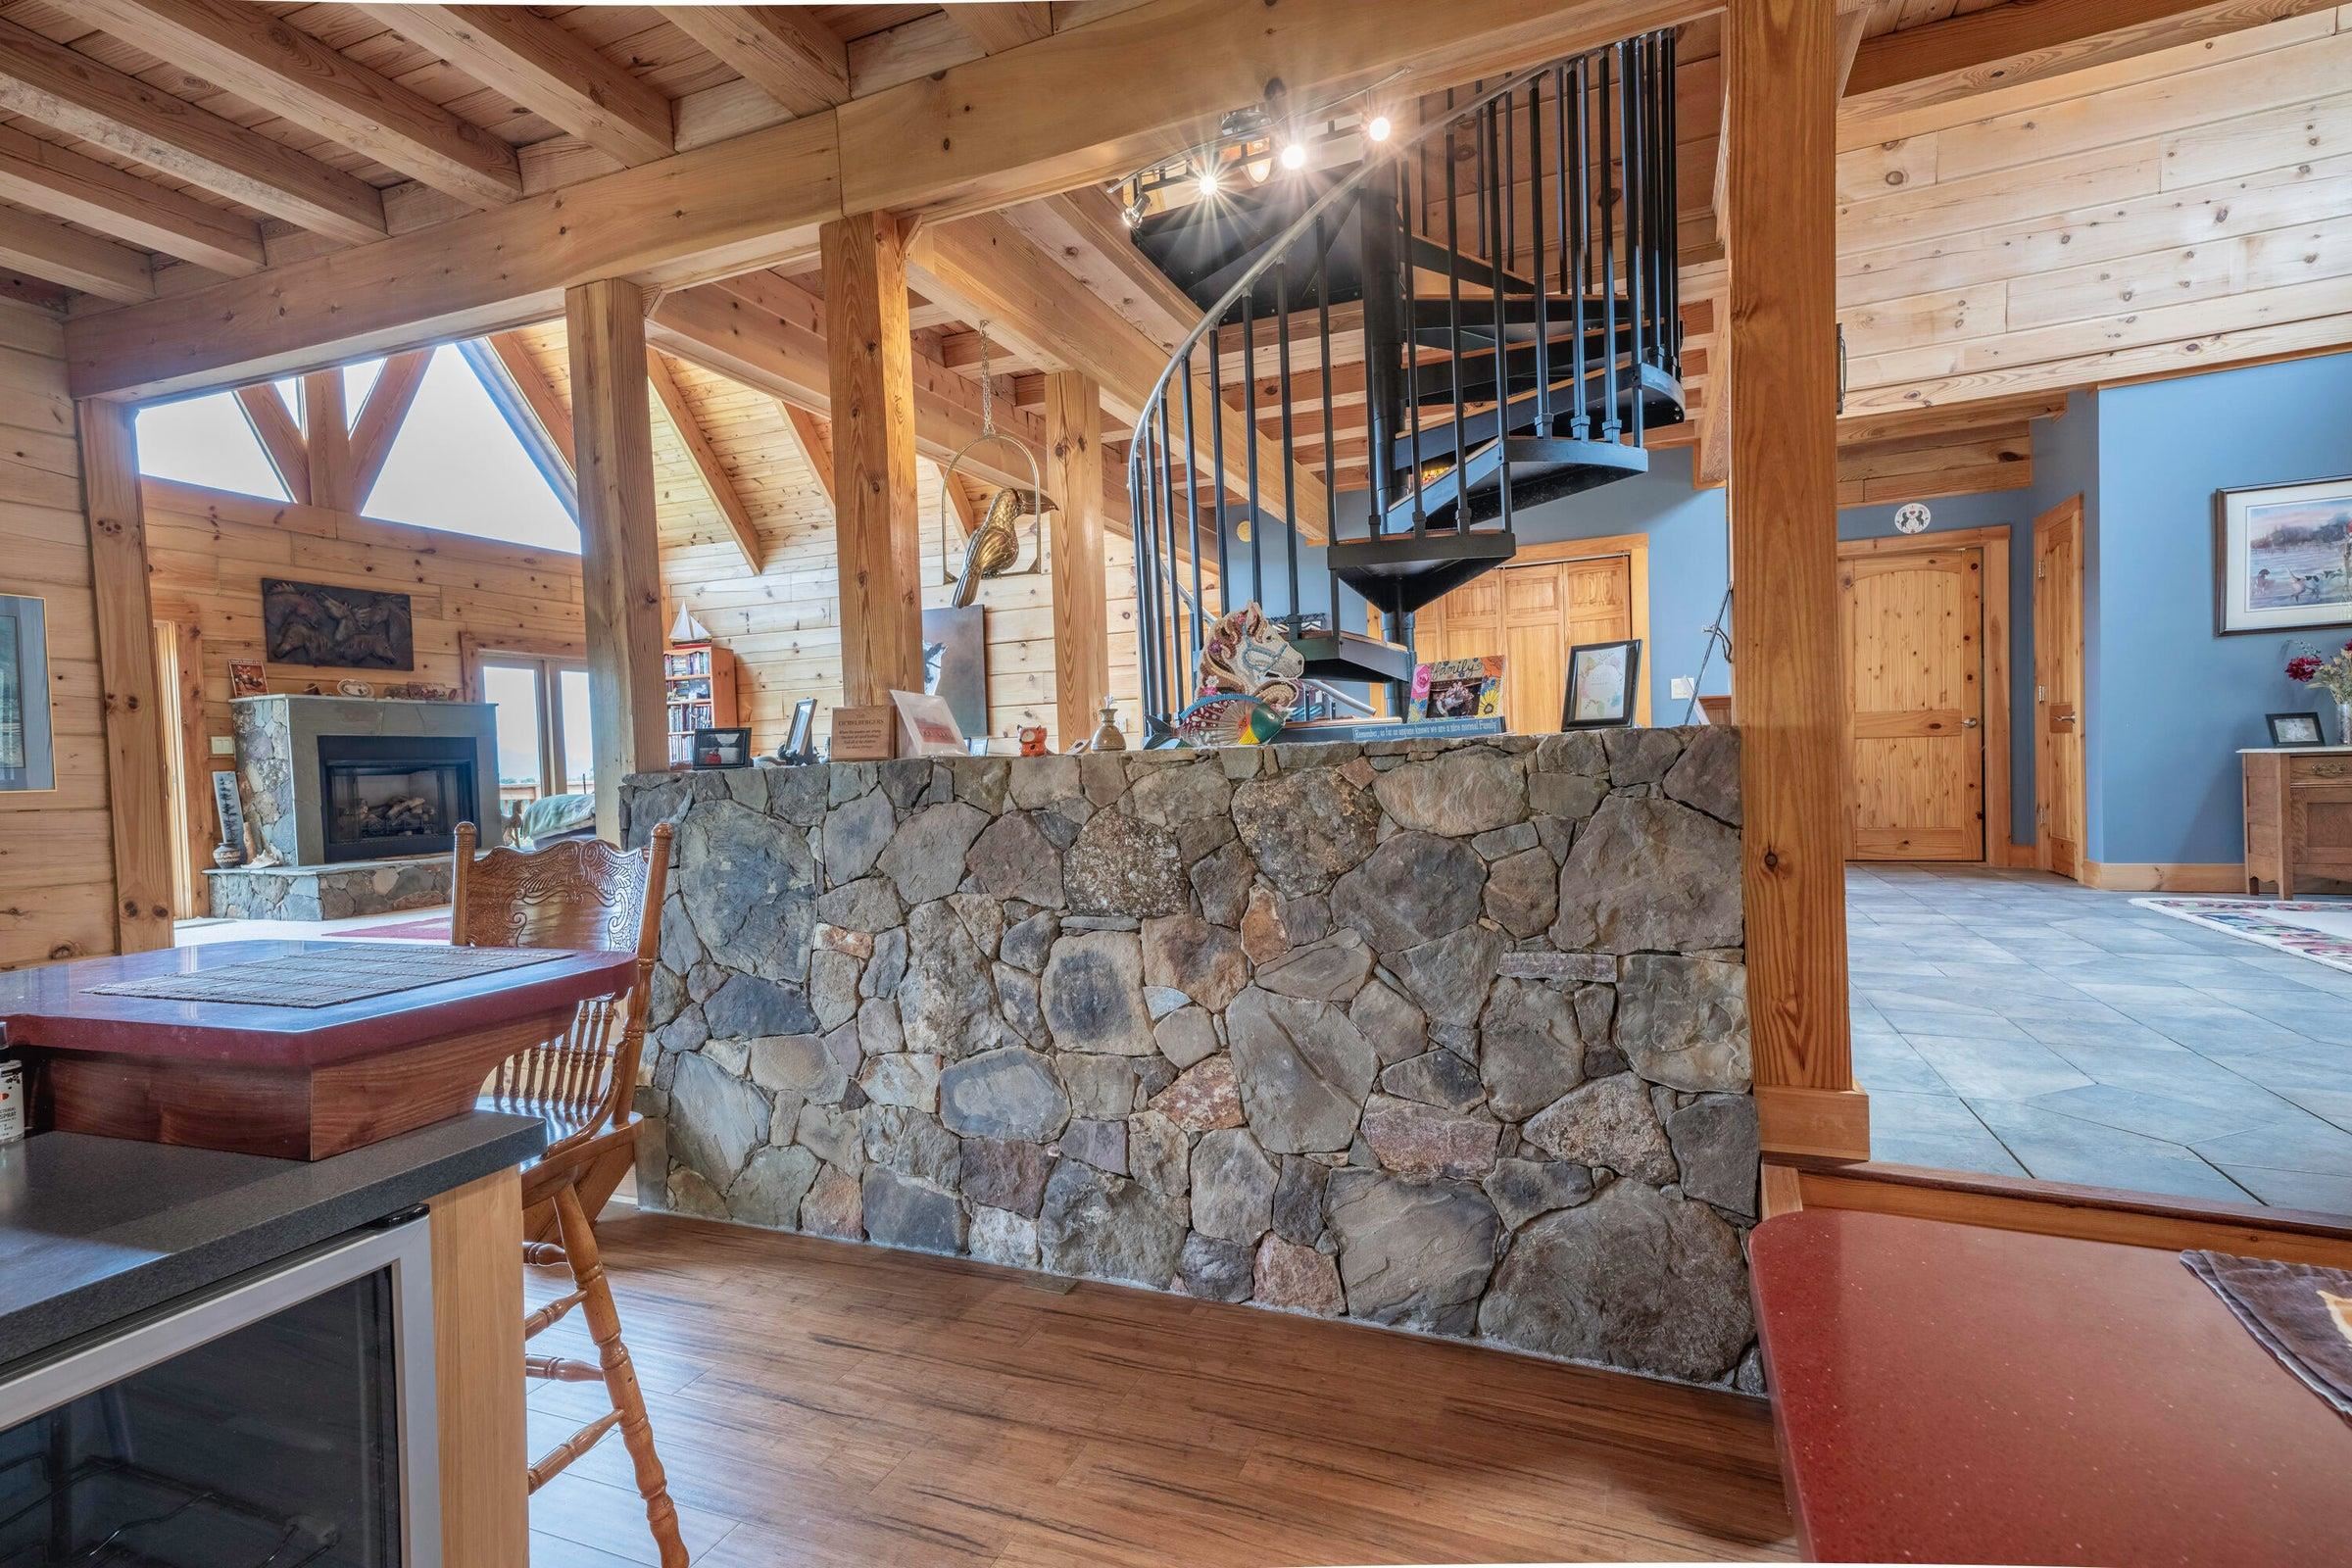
141, 477, 584, 780
0, 298, 112, 968
1838, 10, 2352, 412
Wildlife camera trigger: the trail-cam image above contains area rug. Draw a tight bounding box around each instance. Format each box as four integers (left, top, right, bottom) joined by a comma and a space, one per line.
2134, 896, 2352, 975
336, 914, 451, 942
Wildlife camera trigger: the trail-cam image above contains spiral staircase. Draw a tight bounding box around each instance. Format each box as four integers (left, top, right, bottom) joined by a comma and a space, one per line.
1124, 30, 1685, 737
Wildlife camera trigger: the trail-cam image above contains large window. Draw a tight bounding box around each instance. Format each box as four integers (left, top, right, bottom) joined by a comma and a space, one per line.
134, 390, 291, 500
365, 345, 578, 552
479, 653, 595, 808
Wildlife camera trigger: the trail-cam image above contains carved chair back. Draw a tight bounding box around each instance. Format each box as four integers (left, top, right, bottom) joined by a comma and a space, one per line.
452, 820, 672, 1161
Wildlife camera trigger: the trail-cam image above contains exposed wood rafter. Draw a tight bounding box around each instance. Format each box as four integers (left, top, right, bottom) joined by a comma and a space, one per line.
462, 334, 579, 515
0, 204, 150, 302
778, 401, 835, 508
656, 6, 850, 117
0, 15, 385, 243
939, 4, 1053, 55
646, 347, 764, 573
66, 0, 522, 209
232, 382, 310, 505
353, 3, 675, 167
0, 121, 262, 275
347, 348, 432, 507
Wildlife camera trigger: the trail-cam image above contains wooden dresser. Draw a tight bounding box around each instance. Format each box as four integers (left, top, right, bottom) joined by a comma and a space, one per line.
2242, 746, 2352, 896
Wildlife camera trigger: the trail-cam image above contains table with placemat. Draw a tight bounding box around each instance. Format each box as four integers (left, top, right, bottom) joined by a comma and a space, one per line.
0, 939, 635, 1159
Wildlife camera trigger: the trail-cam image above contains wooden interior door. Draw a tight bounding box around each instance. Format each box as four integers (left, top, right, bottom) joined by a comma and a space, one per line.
1413, 554, 1634, 732
2034, 497, 2084, 880
1841, 546, 1985, 860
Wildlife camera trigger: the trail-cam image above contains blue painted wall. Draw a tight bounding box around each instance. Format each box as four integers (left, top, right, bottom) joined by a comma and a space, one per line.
2087, 351, 2352, 864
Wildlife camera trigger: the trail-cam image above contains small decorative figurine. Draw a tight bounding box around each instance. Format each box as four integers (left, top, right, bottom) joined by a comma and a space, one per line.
1176, 603, 1302, 746
1018, 724, 1048, 758
1084, 703, 1127, 753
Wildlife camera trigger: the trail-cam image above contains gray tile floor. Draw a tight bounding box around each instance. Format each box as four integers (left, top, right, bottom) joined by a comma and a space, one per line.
1848, 864, 2352, 1213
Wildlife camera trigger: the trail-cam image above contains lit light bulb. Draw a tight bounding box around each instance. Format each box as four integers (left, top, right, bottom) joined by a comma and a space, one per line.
1279, 139, 1308, 172
1196, 164, 1221, 198
1366, 113, 1393, 143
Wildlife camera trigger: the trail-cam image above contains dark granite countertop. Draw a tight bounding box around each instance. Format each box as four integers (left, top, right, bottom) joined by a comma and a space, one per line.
0, 1111, 545, 1372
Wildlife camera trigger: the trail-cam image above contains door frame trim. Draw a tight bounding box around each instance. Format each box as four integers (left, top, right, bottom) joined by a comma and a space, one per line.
2030, 496, 2086, 880
1838, 526, 2012, 866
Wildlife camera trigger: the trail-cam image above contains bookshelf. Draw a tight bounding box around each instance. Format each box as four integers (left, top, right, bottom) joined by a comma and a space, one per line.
663, 641, 740, 766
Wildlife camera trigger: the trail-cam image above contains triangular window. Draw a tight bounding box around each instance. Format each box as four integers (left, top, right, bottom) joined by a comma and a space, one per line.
362, 344, 579, 554
134, 389, 291, 501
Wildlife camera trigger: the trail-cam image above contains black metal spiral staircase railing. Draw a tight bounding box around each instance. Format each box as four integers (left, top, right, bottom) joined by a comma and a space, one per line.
1125, 30, 1684, 739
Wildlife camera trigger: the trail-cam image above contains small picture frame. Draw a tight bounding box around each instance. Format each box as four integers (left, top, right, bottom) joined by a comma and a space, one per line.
0, 593, 54, 793
228, 660, 268, 698
2268, 710, 2328, 748
890, 689, 967, 758
691, 725, 753, 768
1564, 638, 1642, 729
778, 697, 817, 764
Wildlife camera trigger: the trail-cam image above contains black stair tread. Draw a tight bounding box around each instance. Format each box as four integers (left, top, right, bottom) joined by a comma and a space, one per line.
1405, 235, 1536, 296
1398, 362, 1684, 467
1290, 629, 1418, 686
1326, 528, 1522, 619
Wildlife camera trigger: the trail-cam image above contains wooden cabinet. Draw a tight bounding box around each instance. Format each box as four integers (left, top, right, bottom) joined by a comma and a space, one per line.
2242, 747, 2352, 896
1413, 552, 1637, 733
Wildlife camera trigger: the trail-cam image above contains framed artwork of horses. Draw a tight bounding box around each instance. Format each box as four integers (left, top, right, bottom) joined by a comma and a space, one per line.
2216, 476, 2352, 635
261, 578, 416, 669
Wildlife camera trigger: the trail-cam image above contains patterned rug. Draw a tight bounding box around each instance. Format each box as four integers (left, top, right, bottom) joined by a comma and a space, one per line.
2135, 897, 2352, 975
337, 914, 451, 941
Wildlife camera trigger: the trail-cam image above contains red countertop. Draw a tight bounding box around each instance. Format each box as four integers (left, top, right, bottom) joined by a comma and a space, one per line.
1750, 1208, 2352, 1565
0, 939, 634, 1068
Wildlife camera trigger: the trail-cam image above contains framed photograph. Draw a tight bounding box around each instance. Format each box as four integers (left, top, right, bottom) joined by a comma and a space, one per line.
227, 660, 268, 698
1408, 656, 1504, 722
261, 577, 416, 668
778, 697, 817, 763
2268, 711, 2328, 748
2214, 475, 2352, 635
1564, 638, 1642, 729
691, 726, 753, 768
890, 689, 967, 757
0, 594, 53, 792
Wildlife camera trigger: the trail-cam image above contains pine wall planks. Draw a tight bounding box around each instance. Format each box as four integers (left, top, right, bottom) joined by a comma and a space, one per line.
0, 298, 113, 968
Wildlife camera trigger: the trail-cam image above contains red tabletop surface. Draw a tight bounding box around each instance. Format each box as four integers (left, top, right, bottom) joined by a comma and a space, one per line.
1750, 1208, 2352, 1565
0, 939, 634, 1068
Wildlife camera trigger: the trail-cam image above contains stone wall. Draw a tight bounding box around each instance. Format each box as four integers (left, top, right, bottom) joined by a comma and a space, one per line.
619, 730, 1760, 1388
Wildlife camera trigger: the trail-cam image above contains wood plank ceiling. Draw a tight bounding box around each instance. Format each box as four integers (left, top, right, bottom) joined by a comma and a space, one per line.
0, 0, 2344, 514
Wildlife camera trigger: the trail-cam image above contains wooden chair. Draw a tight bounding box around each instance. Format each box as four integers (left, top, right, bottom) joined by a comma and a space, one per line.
451, 819, 686, 1568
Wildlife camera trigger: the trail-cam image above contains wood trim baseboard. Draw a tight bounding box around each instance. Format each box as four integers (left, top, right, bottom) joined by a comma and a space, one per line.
1757, 1084, 1872, 1162
1784, 1158, 2352, 1269
2080, 860, 2243, 893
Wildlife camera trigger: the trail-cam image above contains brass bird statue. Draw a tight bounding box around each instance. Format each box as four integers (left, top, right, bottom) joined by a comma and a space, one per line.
950, 484, 1037, 607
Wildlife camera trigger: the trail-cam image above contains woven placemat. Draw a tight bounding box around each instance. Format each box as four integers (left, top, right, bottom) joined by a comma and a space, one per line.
88, 944, 566, 1009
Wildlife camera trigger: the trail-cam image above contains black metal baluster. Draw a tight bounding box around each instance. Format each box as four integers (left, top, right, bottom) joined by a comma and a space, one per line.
1276, 266, 1299, 636
1662, 28, 1682, 382
1400, 150, 1426, 530
1157, 393, 1183, 703
1243, 296, 1261, 601
1207, 344, 1230, 584
1598, 45, 1620, 442
1487, 97, 1512, 535
1443, 96, 1465, 533
1180, 353, 1203, 664
1569, 56, 1589, 441
1530, 72, 1550, 435
1135, 427, 1161, 725
1621, 38, 1645, 447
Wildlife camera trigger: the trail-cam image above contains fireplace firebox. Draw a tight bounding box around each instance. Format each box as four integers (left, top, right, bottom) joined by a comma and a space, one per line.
317, 733, 477, 862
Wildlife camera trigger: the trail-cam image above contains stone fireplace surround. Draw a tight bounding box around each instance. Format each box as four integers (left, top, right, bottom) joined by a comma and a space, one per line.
619, 730, 1760, 1390
230, 695, 500, 867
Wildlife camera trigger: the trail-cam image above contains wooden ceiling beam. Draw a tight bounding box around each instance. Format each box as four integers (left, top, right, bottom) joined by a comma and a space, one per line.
64, 0, 1705, 399
1842, 0, 2334, 119
646, 346, 764, 573
1836, 391, 2069, 447
0, 203, 152, 301
0, 120, 262, 275
778, 401, 835, 507
65, 0, 522, 208
0, 15, 384, 244
232, 381, 310, 503
657, 6, 850, 117
352, 4, 675, 168
459, 334, 578, 513
478, 331, 574, 467
938, 4, 1053, 55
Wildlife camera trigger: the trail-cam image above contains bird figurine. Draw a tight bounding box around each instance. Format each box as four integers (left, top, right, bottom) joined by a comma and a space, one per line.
950, 484, 1032, 607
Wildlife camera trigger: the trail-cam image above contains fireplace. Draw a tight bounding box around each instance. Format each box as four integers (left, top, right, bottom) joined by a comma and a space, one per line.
317, 732, 477, 862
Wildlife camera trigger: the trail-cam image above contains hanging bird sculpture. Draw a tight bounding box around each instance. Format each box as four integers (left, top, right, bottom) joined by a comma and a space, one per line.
950, 484, 1034, 608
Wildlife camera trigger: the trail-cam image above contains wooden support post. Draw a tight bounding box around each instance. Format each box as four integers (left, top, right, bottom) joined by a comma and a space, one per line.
566, 278, 666, 840
1044, 371, 1106, 750
76, 399, 172, 952
1727, 0, 1867, 1159
301, 368, 353, 512
820, 212, 923, 706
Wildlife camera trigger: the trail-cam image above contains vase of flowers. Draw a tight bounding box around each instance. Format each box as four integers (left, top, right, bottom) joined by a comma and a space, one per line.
2285, 639, 2352, 744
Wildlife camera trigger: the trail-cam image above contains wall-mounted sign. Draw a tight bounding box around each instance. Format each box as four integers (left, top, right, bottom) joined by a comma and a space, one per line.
1894, 502, 1933, 535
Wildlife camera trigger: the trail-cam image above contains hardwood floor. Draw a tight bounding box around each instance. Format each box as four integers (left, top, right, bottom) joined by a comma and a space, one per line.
521, 1208, 1795, 1566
